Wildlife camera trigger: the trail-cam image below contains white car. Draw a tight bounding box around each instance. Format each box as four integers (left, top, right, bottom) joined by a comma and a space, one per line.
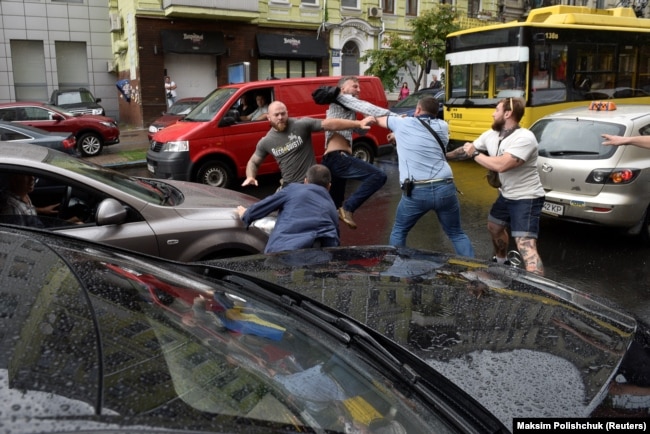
0, 143, 273, 261
530, 103, 650, 241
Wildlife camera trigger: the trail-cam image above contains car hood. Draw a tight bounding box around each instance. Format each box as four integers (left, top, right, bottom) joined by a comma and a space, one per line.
208, 246, 637, 426
151, 114, 184, 127
70, 113, 115, 123
162, 179, 258, 213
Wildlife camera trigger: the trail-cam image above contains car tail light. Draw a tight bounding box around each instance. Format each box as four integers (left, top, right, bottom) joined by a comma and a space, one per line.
63, 136, 76, 151
586, 168, 640, 184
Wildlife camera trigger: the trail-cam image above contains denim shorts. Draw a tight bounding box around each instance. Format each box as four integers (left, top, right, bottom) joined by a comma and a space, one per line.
488, 194, 544, 239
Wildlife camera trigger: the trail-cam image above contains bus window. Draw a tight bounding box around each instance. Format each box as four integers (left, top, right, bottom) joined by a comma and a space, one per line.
445, 5, 650, 143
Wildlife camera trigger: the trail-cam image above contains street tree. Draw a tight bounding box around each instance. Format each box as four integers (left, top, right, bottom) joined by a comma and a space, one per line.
361, 5, 459, 92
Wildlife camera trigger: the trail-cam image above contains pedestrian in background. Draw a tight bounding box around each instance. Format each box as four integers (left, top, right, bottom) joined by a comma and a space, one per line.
375, 96, 474, 257
398, 82, 410, 101
449, 97, 545, 275
164, 76, 177, 108
429, 75, 442, 89
237, 164, 339, 253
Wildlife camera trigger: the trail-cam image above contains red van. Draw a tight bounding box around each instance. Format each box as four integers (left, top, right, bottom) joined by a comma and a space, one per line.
146, 76, 392, 189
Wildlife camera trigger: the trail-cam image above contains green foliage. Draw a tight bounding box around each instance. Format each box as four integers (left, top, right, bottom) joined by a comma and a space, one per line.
361, 5, 459, 91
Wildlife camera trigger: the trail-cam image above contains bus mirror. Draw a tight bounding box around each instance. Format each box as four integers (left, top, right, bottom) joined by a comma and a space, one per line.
425, 59, 432, 74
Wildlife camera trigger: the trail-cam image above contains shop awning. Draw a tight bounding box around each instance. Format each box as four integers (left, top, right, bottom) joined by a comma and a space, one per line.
161, 30, 226, 55
256, 33, 328, 59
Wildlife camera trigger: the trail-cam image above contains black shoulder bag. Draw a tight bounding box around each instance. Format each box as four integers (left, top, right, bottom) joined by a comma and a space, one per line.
417, 118, 447, 159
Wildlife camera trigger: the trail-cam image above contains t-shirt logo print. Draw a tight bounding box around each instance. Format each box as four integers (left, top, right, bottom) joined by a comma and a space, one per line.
271, 133, 303, 157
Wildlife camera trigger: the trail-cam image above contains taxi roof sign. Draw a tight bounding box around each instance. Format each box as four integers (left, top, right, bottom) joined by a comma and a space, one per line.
589, 101, 617, 111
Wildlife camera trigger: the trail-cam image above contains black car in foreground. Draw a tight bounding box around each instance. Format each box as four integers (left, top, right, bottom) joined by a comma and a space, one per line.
210, 247, 649, 426
0, 225, 509, 434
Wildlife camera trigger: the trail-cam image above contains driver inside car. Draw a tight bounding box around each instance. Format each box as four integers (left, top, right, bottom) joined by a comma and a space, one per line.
0, 173, 83, 227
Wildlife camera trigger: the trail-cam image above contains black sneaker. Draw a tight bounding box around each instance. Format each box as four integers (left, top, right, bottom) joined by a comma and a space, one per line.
491, 256, 511, 266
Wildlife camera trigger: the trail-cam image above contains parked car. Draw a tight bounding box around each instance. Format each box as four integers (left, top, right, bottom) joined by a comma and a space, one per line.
49, 87, 105, 116
530, 103, 650, 242
209, 245, 645, 426
0, 225, 509, 433
391, 88, 445, 119
0, 121, 76, 154
148, 97, 204, 141
0, 101, 119, 157
0, 143, 273, 261
147, 77, 393, 189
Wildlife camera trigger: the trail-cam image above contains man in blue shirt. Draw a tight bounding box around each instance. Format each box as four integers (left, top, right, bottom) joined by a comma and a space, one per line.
375, 96, 474, 257
237, 164, 339, 253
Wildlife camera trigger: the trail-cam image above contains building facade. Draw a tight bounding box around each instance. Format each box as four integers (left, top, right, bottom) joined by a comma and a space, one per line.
0, 0, 644, 128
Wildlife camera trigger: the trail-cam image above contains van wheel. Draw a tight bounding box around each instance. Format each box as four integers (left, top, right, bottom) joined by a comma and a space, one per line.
78, 133, 103, 157
197, 160, 234, 189
352, 143, 374, 163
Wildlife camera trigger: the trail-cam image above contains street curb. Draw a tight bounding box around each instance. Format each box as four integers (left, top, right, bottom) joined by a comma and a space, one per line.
105, 160, 146, 170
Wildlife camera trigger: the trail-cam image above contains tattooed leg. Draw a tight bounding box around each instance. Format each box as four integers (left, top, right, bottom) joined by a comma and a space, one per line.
515, 237, 544, 276
487, 221, 509, 258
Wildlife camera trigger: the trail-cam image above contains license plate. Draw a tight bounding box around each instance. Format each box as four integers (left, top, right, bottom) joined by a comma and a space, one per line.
147, 163, 155, 173
542, 201, 564, 216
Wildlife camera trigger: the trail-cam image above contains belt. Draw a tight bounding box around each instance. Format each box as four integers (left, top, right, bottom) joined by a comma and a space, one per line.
323, 150, 352, 159
413, 178, 453, 185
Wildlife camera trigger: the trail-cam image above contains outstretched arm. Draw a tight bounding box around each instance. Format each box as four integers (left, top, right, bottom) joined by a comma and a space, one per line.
337, 94, 392, 117
602, 133, 650, 149
322, 116, 375, 132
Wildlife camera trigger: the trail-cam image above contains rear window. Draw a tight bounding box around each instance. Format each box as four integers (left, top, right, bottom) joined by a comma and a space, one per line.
531, 118, 624, 159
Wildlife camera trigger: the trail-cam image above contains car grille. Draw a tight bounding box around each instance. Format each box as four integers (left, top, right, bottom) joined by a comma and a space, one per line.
151, 141, 163, 152
68, 108, 94, 115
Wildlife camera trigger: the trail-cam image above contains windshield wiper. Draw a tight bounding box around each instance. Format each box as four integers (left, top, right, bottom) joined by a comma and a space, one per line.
549, 150, 600, 156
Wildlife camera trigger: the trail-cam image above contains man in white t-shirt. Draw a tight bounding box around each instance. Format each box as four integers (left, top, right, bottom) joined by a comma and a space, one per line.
449, 97, 545, 275
164, 76, 177, 108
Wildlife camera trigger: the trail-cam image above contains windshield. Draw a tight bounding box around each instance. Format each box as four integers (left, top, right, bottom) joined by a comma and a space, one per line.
532, 118, 624, 159
3, 232, 462, 433
169, 100, 200, 115
48, 152, 169, 204
184, 88, 237, 121
448, 61, 526, 107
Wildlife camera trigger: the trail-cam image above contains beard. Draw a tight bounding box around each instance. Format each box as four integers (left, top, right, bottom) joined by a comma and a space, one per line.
271, 119, 288, 132
491, 118, 505, 132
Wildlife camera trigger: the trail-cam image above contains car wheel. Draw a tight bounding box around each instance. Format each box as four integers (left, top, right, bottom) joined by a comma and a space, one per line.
78, 133, 103, 157
352, 143, 374, 163
640, 207, 650, 244
196, 160, 235, 189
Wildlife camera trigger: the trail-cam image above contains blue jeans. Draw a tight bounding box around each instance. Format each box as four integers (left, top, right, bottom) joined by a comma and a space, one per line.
389, 180, 475, 257
488, 194, 544, 239
322, 151, 387, 212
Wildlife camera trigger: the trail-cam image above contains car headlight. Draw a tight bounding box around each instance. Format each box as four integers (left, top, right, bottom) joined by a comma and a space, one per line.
250, 216, 276, 235
148, 125, 160, 133
161, 141, 190, 152
91, 108, 103, 115
100, 121, 115, 128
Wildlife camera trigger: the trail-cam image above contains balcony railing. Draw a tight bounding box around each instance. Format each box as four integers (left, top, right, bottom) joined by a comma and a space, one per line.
162, 0, 258, 13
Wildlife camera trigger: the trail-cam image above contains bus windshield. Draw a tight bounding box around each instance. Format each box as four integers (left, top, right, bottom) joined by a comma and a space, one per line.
444, 5, 650, 143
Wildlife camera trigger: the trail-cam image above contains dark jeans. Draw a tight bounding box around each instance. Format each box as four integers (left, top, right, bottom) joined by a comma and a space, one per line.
322, 151, 387, 213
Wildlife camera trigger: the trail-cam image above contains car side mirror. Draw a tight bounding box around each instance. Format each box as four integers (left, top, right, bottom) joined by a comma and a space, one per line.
95, 198, 127, 226
96, 98, 102, 103
52, 113, 65, 121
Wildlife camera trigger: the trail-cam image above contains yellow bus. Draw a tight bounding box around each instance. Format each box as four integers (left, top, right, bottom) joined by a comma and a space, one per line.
444, 5, 650, 143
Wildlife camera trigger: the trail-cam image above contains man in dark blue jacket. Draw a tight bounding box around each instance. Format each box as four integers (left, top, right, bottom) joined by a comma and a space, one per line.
237, 164, 339, 253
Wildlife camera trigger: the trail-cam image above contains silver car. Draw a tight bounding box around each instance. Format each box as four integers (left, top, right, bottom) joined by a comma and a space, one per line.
530, 103, 650, 241
0, 143, 273, 260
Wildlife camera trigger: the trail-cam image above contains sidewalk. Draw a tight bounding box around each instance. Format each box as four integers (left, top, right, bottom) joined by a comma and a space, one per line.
84, 127, 149, 169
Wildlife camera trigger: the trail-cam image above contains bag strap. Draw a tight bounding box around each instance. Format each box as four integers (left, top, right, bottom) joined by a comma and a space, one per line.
417, 118, 447, 159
